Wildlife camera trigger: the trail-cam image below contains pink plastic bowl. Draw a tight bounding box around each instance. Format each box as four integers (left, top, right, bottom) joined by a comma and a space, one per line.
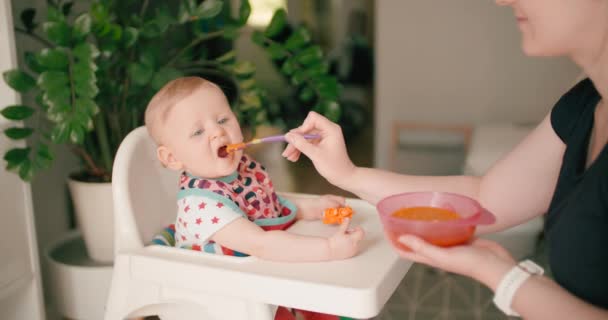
376, 192, 496, 251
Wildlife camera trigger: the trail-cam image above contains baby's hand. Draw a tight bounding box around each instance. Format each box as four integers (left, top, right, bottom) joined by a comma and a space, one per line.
297, 194, 345, 221
328, 218, 365, 260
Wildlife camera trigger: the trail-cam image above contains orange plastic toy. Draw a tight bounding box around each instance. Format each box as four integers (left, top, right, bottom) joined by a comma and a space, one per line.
323, 206, 354, 224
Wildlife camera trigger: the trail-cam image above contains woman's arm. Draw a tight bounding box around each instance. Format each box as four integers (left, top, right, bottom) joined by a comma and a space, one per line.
398, 235, 608, 320
285, 112, 565, 233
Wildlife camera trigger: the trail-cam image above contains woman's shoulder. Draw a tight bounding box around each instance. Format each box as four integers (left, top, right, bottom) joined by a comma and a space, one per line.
551, 78, 600, 142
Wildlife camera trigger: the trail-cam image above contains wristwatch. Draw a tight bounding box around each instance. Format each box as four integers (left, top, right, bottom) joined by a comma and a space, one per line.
493, 259, 544, 317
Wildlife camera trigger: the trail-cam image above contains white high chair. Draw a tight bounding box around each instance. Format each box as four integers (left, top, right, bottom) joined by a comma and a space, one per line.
104, 127, 412, 320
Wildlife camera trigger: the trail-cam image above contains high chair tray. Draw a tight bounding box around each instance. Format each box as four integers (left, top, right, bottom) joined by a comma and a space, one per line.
127, 197, 412, 319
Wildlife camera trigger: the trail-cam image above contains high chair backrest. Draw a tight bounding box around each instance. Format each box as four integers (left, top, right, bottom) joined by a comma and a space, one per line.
112, 126, 179, 253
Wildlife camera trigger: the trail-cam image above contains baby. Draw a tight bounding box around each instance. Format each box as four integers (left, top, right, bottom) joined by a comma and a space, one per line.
144, 76, 365, 262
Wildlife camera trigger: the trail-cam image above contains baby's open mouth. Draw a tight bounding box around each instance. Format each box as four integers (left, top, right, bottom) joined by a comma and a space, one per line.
218, 145, 228, 158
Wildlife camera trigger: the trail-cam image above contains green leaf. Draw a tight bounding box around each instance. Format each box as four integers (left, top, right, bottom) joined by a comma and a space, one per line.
73, 61, 98, 98
73, 43, 100, 60
20, 8, 37, 32
178, 2, 191, 23
265, 9, 287, 38
150, 67, 184, 90
4, 147, 30, 164
36, 93, 49, 112
290, 70, 306, 86
62, 2, 74, 16
69, 123, 85, 144
215, 50, 236, 64
238, 78, 256, 90
296, 45, 323, 65
50, 122, 70, 143
37, 71, 69, 92
232, 61, 255, 76
36, 48, 69, 70
109, 24, 123, 41
266, 43, 286, 60
194, 0, 223, 19
239, 91, 262, 110
33, 143, 53, 170
237, 0, 251, 25
316, 76, 340, 100
304, 61, 329, 78
47, 6, 64, 23
139, 49, 158, 67
280, 58, 296, 76
299, 87, 315, 102
315, 100, 340, 122
76, 98, 99, 118
19, 159, 33, 181
4, 127, 33, 139
251, 30, 265, 46
141, 21, 162, 38
122, 27, 138, 47
24, 51, 44, 73
154, 6, 174, 33
42, 21, 71, 46
3, 70, 36, 93
38, 71, 70, 110
285, 27, 311, 50
222, 25, 240, 40
127, 62, 154, 86
73, 13, 92, 38
1, 105, 35, 120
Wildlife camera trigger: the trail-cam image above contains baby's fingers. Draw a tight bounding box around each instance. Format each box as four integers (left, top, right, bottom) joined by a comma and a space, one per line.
336, 218, 351, 234
348, 227, 365, 242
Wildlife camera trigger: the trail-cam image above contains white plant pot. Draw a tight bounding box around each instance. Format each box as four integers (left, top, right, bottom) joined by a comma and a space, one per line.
67, 177, 114, 263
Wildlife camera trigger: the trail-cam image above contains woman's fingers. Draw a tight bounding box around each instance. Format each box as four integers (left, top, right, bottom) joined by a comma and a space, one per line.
285, 132, 319, 158
398, 235, 445, 260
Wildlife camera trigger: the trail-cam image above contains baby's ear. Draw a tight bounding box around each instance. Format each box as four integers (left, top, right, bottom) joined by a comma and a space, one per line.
157, 146, 183, 171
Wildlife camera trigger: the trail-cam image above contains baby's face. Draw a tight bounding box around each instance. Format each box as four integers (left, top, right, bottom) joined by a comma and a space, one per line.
160, 85, 244, 178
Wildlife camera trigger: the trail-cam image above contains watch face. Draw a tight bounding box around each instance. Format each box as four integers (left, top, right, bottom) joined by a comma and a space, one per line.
519, 260, 544, 275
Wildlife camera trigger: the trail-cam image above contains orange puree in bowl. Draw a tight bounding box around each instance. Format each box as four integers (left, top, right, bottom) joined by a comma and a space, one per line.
392, 206, 461, 221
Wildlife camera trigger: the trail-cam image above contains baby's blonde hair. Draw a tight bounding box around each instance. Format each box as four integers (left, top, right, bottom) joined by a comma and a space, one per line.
144, 76, 215, 144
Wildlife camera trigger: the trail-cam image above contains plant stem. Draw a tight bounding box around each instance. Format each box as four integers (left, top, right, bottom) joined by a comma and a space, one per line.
166, 30, 225, 67
93, 114, 113, 176
140, 0, 150, 16
14, 27, 53, 48
71, 145, 105, 177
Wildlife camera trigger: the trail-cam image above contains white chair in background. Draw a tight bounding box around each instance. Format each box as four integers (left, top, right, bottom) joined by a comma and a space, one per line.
104, 126, 412, 320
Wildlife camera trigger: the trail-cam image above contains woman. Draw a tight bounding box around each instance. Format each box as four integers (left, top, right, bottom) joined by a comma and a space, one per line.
281, 0, 608, 318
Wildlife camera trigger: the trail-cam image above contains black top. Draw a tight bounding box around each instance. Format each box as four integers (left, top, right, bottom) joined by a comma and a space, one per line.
547, 78, 608, 309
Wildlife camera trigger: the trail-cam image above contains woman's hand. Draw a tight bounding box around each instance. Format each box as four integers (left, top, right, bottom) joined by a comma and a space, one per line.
283, 111, 357, 186
397, 235, 517, 290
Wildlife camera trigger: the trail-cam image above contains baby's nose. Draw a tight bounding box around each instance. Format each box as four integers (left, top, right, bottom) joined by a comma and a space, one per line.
210, 125, 225, 140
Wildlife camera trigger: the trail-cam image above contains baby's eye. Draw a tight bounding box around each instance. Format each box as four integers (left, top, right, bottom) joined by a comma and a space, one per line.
192, 129, 204, 137
218, 118, 228, 124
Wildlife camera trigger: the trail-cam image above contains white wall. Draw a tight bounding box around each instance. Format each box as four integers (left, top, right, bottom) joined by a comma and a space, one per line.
374, 0, 581, 169
0, 1, 45, 318
10, 0, 79, 307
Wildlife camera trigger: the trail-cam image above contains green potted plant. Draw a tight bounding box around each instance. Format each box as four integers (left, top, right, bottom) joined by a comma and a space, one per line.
2, 0, 348, 262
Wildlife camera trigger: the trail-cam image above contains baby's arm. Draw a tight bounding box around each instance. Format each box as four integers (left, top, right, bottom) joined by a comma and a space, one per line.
211, 217, 364, 262
284, 194, 346, 221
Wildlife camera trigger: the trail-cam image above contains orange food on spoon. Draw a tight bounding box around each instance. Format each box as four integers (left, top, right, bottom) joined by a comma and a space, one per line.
226, 142, 246, 153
